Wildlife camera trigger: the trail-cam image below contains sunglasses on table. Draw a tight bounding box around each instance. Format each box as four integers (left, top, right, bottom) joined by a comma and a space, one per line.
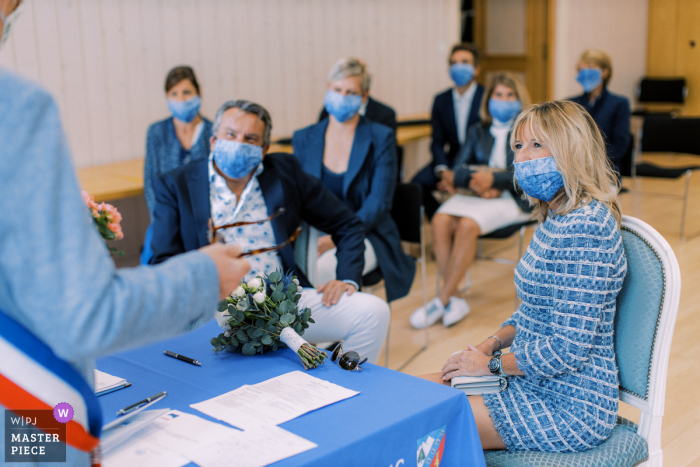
331, 343, 368, 372
207, 207, 301, 257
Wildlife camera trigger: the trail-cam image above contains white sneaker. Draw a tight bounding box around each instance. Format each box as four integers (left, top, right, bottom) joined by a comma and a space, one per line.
410, 297, 446, 329
443, 297, 470, 327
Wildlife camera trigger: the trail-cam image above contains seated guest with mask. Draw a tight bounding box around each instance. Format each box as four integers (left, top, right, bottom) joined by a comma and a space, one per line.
293, 58, 415, 303
317, 59, 397, 135
568, 49, 630, 179
411, 73, 532, 329
412, 43, 485, 219
150, 100, 390, 364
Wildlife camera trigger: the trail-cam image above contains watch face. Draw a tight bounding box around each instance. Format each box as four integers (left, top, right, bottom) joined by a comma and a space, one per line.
488, 356, 499, 373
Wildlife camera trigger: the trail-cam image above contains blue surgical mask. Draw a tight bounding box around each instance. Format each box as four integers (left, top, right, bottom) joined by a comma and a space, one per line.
167, 95, 202, 123
324, 90, 363, 123
488, 99, 521, 124
576, 68, 603, 93
212, 139, 263, 179
514, 156, 564, 202
449, 63, 475, 87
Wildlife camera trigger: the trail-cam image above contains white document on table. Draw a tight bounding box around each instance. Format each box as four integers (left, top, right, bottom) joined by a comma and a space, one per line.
94, 369, 128, 394
101, 408, 170, 454
190, 370, 359, 430
103, 410, 240, 466
188, 424, 318, 467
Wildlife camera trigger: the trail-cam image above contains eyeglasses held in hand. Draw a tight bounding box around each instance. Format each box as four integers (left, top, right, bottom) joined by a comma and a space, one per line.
207, 207, 286, 244
331, 343, 368, 372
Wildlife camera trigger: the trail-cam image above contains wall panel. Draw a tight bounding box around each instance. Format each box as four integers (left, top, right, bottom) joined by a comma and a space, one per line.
2, 0, 460, 167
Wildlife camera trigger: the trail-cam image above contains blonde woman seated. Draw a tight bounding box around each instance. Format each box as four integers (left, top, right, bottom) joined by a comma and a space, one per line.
421, 100, 627, 453
410, 73, 532, 329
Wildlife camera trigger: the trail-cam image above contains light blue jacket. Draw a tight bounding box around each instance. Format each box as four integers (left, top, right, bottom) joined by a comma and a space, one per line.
0, 68, 220, 465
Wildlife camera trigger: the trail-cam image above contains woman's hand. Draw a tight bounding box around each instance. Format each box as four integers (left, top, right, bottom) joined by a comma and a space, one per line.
436, 170, 456, 194
479, 188, 502, 199
317, 235, 335, 257
469, 171, 495, 195
440, 344, 491, 381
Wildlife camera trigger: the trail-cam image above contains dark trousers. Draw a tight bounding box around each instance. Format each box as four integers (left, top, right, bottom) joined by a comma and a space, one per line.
411, 164, 441, 220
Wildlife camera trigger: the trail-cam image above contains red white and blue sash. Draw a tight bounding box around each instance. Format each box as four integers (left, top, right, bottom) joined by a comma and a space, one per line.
0, 309, 102, 453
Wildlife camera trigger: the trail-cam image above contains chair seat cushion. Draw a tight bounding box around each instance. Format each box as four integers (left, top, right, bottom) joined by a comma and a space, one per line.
483, 417, 648, 467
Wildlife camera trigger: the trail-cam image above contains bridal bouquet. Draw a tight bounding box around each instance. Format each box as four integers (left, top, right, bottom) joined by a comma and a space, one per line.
212, 270, 327, 370
81, 191, 124, 256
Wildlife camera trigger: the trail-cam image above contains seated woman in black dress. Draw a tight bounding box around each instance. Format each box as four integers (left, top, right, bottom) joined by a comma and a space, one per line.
292, 58, 415, 303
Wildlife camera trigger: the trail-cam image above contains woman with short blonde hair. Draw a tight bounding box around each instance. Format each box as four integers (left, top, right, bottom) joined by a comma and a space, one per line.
422, 100, 627, 454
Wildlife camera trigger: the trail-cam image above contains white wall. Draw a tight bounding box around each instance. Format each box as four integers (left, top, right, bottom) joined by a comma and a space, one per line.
0, 0, 460, 168
552, 0, 648, 103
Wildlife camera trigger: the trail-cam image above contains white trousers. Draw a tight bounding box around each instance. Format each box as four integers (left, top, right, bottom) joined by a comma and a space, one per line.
298, 287, 389, 365
316, 238, 378, 286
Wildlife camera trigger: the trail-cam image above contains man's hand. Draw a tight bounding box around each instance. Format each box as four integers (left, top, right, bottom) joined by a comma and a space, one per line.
199, 243, 250, 300
436, 170, 456, 194
469, 171, 495, 195
317, 280, 357, 307
317, 235, 335, 257
440, 344, 491, 381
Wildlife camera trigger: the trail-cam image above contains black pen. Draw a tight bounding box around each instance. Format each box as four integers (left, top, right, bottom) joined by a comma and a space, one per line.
116, 391, 166, 416
164, 350, 202, 366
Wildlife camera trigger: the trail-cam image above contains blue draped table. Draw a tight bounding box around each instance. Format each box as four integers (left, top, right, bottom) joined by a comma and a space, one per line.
97, 320, 485, 467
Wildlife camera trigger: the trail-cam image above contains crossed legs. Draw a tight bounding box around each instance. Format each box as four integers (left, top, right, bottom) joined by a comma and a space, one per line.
432, 213, 481, 307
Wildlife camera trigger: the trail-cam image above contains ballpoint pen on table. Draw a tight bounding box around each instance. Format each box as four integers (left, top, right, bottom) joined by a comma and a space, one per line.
116, 391, 166, 416
164, 350, 202, 366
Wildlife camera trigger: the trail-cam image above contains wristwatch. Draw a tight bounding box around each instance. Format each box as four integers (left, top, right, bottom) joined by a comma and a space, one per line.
488, 353, 505, 377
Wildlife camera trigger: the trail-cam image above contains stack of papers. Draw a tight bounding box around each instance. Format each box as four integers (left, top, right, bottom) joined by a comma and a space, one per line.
94, 370, 130, 396
190, 370, 360, 430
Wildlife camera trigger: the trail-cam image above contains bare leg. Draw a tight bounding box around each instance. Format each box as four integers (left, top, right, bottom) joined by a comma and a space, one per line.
432, 214, 459, 295
438, 217, 480, 306
418, 372, 506, 450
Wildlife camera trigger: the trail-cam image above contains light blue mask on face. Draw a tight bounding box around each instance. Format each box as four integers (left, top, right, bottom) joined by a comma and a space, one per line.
167, 95, 201, 123
449, 63, 475, 87
488, 99, 522, 124
212, 139, 263, 179
576, 68, 603, 93
514, 156, 565, 202
324, 90, 363, 123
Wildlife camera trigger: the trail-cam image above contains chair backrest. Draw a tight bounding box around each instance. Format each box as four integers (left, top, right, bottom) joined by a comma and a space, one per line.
391, 183, 423, 244
293, 220, 319, 287
641, 115, 700, 156
615, 216, 680, 455
638, 77, 687, 104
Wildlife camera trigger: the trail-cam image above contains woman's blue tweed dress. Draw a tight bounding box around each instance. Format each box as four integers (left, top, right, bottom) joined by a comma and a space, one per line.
483, 199, 627, 453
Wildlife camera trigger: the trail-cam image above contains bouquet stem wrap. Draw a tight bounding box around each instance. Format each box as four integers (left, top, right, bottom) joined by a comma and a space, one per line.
279, 327, 326, 370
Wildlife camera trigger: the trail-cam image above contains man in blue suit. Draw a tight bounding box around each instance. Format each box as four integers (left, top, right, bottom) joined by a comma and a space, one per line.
150, 100, 390, 364
412, 43, 485, 218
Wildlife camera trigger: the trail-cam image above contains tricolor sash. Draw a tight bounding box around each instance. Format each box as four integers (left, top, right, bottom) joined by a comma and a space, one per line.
0, 309, 102, 453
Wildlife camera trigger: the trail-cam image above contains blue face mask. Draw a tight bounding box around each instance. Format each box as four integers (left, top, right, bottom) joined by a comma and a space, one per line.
488, 99, 522, 124
167, 95, 202, 123
576, 68, 603, 93
514, 156, 565, 202
324, 90, 363, 123
212, 139, 263, 179
449, 63, 475, 87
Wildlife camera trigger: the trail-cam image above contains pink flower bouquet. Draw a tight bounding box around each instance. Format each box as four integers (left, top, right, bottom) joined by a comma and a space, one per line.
81, 191, 124, 254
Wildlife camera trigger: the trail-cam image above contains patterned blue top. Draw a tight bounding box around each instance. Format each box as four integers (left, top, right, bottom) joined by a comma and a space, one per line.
483, 199, 627, 453
144, 116, 213, 220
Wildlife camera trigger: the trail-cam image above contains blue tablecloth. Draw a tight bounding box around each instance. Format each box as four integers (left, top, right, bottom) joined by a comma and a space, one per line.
97, 320, 486, 467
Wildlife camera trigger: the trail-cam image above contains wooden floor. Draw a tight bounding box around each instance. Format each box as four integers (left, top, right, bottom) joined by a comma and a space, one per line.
380, 153, 700, 465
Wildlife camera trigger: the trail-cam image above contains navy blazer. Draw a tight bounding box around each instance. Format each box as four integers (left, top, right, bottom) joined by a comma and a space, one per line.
569, 88, 631, 175
292, 118, 415, 302
452, 123, 530, 212
149, 153, 366, 288
319, 97, 398, 135
144, 117, 213, 220
431, 84, 485, 169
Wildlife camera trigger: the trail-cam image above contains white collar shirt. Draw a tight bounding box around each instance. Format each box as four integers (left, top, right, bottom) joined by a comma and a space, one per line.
208, 156, 283, 283
489, 119, 513, 170
452, 82, 477, 146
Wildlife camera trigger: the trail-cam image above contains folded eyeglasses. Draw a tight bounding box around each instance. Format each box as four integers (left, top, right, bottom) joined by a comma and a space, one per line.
331, 343, 368, 372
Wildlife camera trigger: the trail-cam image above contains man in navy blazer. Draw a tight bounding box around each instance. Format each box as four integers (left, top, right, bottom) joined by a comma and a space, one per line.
412, 43, 485, 218
150, 100, 390, 364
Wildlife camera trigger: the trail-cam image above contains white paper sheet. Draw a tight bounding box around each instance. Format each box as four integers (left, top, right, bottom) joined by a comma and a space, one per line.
94, 369, 127, 394
101, 408, 171, 453
190, 370, 359, 430
187, 425, 318, 467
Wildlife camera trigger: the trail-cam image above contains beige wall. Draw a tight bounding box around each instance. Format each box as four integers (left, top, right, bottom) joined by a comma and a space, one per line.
552, 0, 648, 103
0, 0, 460, 168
